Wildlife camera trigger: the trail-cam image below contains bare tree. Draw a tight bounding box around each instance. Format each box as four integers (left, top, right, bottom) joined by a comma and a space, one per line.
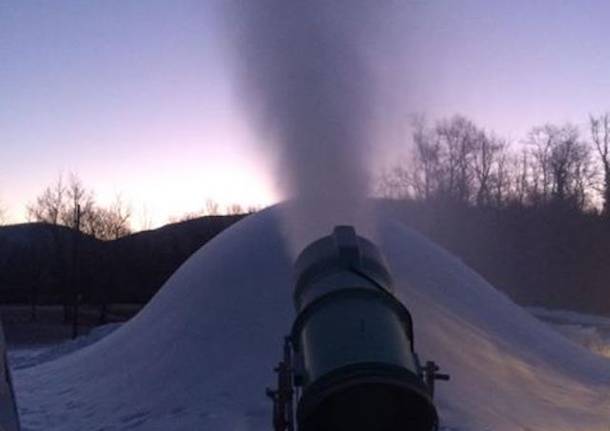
61, 174, 95, 230
26, 173, 95, 227
527, 126, 556, 204
28, 174, 132, 239
527, 124, 594, 209
590, 113, 610, 215
551, 126, 593, 207
435, 115, 479, 203
473, 134, 506, 206
104, 195, 132, 239
380, 115, 604, 212
25, 174, 73, 322
377, 165, 412, 199
84, 196, 132, 240
380, 115, 495, 204
169, 211, 203, 223
489, 145, 511, 207
27, 174, 66, 224
507, 148, 531, 206
226, 203, 244, 215
205, 199, 220, 216
407, 118, 441, 200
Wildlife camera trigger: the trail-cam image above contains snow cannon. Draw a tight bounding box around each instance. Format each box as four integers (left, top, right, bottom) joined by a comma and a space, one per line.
267, 226, 448, 431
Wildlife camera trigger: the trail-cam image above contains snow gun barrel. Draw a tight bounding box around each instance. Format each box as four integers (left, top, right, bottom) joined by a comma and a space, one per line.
267, 226, 448, 431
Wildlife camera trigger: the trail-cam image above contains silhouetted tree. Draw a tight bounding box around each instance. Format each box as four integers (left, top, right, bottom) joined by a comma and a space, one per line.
84, 196, 131, 240
378, 115, 606, 212
381, 115, 509, 205
490, 147, 511, 207
205, 199, 220, 215
409, 116, 442, 200
169, 211, 202, 223
526, 126, 554, 204
434, 115, 478, 202
473, 134, 507, 206
27, 174, 66, 224
28, 174, 131, 240
509, 148, 531, 206
377, 164, 411, 199
62, 174, 95, 230
168, 199, 228, 223
226, 203, 244, 215
527, 124, 594, 209
590, 113, 610, 216
26, 174, 132, 326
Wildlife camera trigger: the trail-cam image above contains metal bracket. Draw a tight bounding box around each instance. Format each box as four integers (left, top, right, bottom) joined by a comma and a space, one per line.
422, 360, 450, 398
267, 336, 295, 431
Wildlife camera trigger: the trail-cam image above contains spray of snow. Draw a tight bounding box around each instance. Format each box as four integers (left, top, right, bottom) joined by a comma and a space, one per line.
226, 1, 387, 254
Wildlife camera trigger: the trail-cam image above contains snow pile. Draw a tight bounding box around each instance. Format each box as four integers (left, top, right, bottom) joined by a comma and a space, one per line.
12, 206, 610, 430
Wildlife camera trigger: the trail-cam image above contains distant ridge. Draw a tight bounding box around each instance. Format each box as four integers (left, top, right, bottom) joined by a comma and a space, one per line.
3, 200, 610, 316
0, 215, 245, 305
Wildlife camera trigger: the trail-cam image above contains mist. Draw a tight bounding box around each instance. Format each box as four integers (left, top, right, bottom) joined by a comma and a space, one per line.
226, 1, 390, 254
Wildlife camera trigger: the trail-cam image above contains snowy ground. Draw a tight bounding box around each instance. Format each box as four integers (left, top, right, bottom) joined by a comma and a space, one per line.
528, 307, 610, 359
8, 310, 609, 431
6, 206, 610, 430
8, 324, 121, 371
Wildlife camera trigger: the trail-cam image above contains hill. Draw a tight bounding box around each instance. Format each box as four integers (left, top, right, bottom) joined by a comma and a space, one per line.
0, 215, 244, 305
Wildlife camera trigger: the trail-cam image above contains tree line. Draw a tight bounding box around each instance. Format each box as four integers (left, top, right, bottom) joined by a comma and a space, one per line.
25, 173, 132, 240
379, 113, 610, 215
167, 200, 260, 223
15, 173, 259, 237
377, 112, 610, 314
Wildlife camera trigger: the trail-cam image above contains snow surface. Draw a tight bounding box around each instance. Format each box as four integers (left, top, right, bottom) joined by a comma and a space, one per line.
11, 206, 610, 430
529, 307, 610, 359
9, 324, 121, 371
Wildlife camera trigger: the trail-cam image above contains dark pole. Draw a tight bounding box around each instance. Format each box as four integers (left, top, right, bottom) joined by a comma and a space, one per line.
72, 204, 81, 339
30, 284, 37, 322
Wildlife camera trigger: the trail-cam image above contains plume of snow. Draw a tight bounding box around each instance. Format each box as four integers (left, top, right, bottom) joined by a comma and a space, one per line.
226, 0, 386, 254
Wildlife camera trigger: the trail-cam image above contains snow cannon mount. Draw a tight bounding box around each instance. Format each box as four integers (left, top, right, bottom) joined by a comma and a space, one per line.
267, 226, 449, 431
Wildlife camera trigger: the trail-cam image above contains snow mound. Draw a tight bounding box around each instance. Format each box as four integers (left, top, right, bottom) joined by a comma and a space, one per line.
12, 206, 610, 431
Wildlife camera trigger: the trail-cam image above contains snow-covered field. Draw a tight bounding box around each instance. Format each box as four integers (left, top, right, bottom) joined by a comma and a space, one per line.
8, 206, 610, 430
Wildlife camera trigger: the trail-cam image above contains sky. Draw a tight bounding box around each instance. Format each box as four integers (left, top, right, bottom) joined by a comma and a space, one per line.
2, 0, 610, 227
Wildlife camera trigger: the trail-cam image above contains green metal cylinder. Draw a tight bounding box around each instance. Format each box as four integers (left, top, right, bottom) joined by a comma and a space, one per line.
291, 226, 437, 431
